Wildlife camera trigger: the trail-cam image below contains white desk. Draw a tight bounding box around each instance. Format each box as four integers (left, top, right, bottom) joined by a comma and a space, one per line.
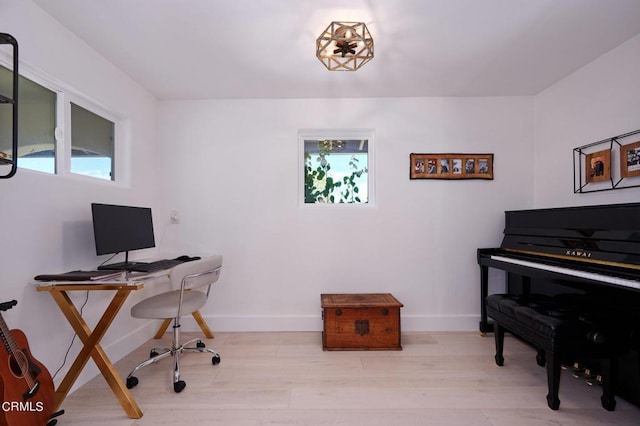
36, 258, 218, 418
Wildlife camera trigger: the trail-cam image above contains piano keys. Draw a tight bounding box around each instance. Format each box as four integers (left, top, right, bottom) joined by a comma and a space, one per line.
489, 254, 640, 290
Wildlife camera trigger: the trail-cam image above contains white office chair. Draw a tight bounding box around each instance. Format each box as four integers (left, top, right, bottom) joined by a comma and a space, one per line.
125, 255, 223, 393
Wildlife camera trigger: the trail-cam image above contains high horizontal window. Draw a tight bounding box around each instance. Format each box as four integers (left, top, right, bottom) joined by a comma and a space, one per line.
0, 63, 118, 181
70, 102, 114, 180
0, 66, 57, 174
299, 130, 375, 206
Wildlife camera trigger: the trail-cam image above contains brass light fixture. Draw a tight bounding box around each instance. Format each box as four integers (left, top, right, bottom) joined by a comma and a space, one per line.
316, 21, 374, 71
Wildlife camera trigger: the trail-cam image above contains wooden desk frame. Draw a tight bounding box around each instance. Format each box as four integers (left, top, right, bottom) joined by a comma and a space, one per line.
153, 310, 214, 339
36, 282, 145, 419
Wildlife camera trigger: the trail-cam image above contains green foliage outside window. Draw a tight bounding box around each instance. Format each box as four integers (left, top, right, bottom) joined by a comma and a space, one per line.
304, 142, 368, 204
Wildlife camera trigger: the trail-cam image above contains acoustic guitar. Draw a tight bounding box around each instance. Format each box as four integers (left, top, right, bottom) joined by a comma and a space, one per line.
0, 300, 55, 426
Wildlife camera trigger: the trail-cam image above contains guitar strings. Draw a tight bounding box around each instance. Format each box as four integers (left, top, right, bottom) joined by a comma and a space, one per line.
52, 290, 90, 380
0, 313, 37, 388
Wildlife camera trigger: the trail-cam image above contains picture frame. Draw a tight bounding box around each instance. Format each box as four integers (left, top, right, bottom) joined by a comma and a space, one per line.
620, 140, 640, 178
584, 149, 611, 183
573, 128, 640, 193
410, 153, 493, 180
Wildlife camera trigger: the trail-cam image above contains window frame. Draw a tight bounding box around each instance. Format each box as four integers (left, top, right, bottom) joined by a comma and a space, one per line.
298, 129, 376, 208
0, 52, 124, 184
65, 94, 119, 181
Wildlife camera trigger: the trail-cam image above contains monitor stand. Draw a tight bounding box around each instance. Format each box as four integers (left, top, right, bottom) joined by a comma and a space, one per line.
97, 251, 147, 271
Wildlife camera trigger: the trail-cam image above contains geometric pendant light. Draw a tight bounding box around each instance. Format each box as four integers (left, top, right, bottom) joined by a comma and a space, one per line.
316, 21, 374, 71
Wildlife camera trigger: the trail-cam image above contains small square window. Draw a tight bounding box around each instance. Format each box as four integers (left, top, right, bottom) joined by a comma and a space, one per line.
299, 130, 374, 206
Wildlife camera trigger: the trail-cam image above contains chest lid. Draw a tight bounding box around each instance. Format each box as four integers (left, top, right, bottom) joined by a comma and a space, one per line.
321, 293, 403, 309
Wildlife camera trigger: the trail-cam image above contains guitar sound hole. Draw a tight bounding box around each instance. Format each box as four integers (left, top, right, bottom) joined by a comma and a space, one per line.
8, 350, 28, 378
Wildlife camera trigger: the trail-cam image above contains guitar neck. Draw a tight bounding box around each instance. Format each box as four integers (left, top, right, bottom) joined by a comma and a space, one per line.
0, 314, 16, 354
0, 300, 19, 355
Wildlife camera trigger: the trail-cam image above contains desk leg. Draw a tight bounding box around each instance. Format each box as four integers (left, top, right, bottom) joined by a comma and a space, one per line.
153, 318, 172, 339
154, 310, 214, 339
192, 310, 214, 339
48, 289, 143, 419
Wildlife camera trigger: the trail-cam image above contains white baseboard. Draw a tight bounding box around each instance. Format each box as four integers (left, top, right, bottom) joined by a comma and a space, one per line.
401, 314, 480, 332
183, 315, 324, 332
177, 314, 481, 333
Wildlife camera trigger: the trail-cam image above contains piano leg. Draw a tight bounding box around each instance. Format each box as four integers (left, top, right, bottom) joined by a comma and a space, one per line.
600, 358, 617, 411
546, 351, 561, 410
479, 264, 494, 334
494, 323, 505, 366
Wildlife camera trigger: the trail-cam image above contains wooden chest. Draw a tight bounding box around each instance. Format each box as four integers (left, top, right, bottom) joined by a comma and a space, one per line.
321, 293, 403, 351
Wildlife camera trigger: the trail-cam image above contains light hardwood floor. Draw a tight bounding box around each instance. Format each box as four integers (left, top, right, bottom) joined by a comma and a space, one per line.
58, 332, 640, 425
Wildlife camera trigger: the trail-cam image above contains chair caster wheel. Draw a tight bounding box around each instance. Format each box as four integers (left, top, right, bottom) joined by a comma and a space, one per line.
174, 380, 186, 393
212, 354, 221, 365
196, 341, 205, 349
150, 350, 159, 357
126, 376, 139, 389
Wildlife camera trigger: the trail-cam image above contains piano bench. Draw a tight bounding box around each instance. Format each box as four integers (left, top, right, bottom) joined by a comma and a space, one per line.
486, 293, 623, 411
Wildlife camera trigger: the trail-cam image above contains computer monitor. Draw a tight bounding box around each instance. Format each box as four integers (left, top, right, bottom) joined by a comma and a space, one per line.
91, 203, 155, 270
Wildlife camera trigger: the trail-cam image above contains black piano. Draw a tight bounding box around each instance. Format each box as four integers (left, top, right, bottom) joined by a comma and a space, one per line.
478, 202, 640, 406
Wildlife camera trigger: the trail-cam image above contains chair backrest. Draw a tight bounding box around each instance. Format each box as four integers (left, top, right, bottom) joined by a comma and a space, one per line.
169, 255, 223, 293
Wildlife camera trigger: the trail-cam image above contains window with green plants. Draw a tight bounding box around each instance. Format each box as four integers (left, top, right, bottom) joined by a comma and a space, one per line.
300, 130, 373, 205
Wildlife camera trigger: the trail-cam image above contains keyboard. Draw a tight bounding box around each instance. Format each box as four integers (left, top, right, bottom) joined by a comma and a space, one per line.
127, 259, 183, 273
490, 255, 640, 290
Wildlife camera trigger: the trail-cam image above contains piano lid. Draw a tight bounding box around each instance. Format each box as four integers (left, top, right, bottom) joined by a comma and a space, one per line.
501, 202, 640, 269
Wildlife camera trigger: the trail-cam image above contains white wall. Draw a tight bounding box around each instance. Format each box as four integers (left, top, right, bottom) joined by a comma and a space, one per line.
534, 34, 640, 207
0, 0, 160, 390
157, 96, 534, 332
6, 0, 637, 397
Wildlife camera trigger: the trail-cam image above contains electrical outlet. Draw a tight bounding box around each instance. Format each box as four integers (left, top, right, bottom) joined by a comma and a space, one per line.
170, 210, 180, 224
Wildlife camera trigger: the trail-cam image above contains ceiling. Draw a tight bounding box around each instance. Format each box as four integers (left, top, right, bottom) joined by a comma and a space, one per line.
33, 0, 640, 100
